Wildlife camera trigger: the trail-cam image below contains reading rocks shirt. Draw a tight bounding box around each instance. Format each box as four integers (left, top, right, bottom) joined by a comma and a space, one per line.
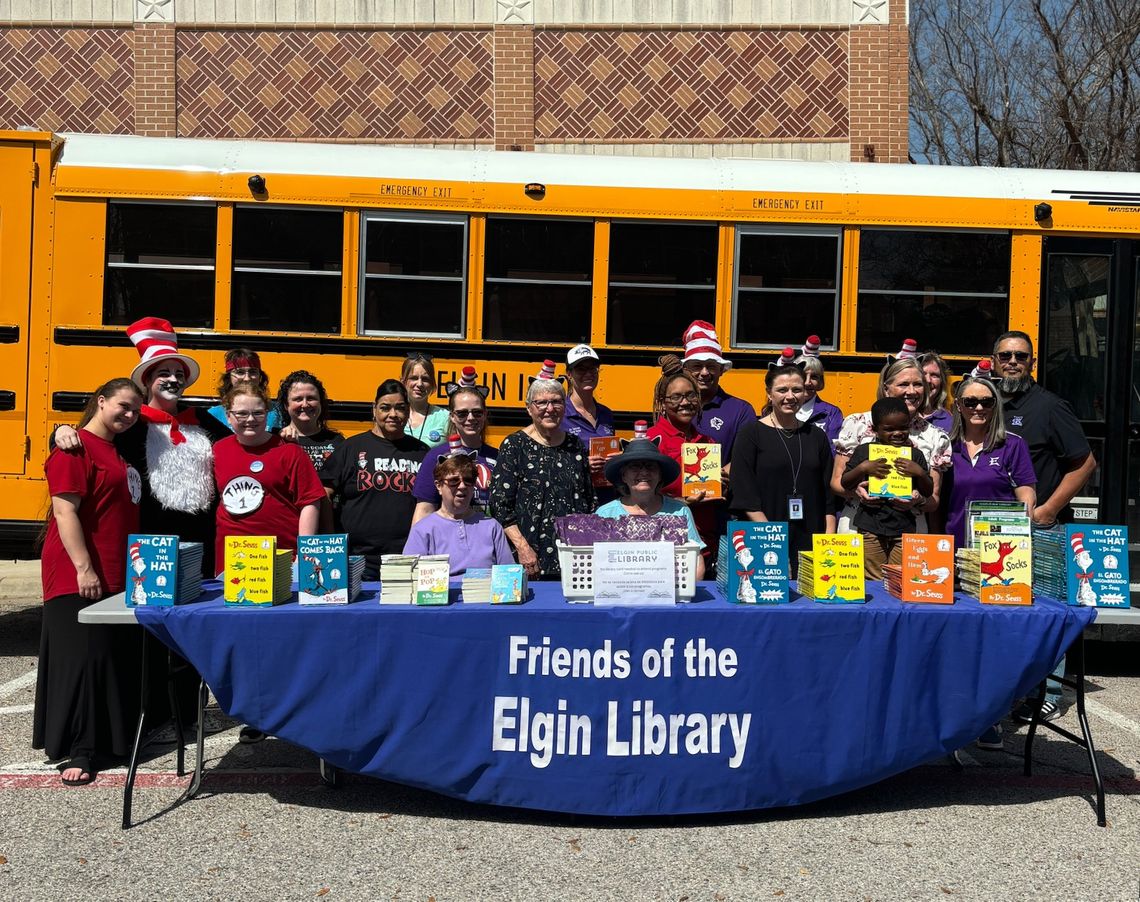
321, 431, 428, 566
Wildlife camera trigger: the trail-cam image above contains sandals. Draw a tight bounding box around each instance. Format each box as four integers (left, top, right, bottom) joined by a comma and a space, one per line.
60, 756, 95, 787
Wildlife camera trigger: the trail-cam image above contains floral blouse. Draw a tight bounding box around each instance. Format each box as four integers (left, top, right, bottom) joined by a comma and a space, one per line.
834, 411, 953, 472
488, 430, 595, 578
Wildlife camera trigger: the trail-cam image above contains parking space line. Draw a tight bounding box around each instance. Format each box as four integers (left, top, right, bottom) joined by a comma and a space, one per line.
0, 669, 37, 701
0, 703, 33, 714
1085, 696, 1140, 740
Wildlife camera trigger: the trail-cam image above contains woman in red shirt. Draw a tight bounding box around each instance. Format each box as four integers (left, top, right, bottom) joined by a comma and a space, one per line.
34, 378, 144, 786
646, 355, 719, 569
212, 386, 325, 567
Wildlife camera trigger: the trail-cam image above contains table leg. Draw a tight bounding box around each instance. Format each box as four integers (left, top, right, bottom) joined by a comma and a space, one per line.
168, 650, 186, 777
179, 678, 208, 802
1022, 634, 1106, 827
122, 630, 150, 830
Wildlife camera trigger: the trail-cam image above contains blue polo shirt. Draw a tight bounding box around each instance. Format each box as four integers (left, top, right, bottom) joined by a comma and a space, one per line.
692, 387, 757, 463
943, 434, 1037, 549
560, 396, 615, 443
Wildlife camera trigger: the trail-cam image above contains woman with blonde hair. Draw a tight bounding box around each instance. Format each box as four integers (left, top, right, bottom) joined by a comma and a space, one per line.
918, 350, 954, 432
831, 346, 953, 532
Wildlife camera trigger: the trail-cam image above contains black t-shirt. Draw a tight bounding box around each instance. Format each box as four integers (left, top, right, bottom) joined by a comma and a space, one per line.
321, 431, 428, 566
294, 428, 345, 476
728, 420, 833, 566
1002, 382, 1091, 519
845, 442, 930, 538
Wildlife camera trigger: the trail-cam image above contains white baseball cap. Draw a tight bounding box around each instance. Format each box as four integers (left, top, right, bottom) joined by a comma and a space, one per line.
567, 344, 600, 368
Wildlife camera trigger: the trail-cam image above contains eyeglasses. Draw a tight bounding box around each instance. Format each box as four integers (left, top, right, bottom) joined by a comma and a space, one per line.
959, 396, 996, 409
531, 400, 564, 410
454, 409, 485, 420
229, 410, 267, 421
684, 362, 720, 374
440, 476, 474, 488
996, 350, 1031, 362
664, 392, 700, 405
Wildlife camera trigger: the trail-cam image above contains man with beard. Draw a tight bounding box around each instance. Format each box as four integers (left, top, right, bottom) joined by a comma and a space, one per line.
992, 330, 1097, 723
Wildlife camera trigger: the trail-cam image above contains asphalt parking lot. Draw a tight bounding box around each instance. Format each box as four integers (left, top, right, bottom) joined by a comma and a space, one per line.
2, 586, 1138, 901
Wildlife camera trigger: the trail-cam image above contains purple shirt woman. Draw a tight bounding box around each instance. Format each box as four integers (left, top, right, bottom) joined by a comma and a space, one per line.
941, 376, 1037, 548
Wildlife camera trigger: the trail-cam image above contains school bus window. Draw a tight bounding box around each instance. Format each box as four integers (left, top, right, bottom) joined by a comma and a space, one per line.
483, 216, 593, 343
606, 221, 716, 347
732, 227, 841, 349
360, 213, 466, 337
103, 202, 215, 327
231, 206, 343, 334
857, 229, 1011, 355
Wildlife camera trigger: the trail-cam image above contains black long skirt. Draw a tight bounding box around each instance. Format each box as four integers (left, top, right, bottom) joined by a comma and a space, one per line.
32, 593, 143, 764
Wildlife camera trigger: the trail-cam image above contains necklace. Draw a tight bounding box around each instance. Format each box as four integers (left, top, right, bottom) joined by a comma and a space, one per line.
767, 414, 798, 438
767, 416, 803, 492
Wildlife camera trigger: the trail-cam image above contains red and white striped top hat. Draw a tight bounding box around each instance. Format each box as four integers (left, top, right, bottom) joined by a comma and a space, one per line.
774, 347, 797, 367
535, 359, 557, 381
732, 530, 746, 555
1070, 533, 1087, 558
801, 335, 822, 358
632, 420, 648, 440
126, 317, 200, 389
682, 320, 732, 370
459, 366, 478, 388
970, 358, 993, 379
896, 338, 919, 359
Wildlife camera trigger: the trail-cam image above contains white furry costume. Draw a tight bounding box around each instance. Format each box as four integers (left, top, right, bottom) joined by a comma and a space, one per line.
145, 422, 215, 513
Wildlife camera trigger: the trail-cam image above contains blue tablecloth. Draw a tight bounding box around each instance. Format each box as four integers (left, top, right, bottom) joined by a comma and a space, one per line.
136, 583, 1095, 816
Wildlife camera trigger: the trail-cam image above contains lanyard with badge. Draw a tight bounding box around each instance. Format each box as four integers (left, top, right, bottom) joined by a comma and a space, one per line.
772, 420, 804, 520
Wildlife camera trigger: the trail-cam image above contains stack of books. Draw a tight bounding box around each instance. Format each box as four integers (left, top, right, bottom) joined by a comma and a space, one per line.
715, 533, 730, 597
223, 536, 293, 606
379, 555, 417, 604
414, 555, 451, 606
1031, 525, 1068, 600
490, 563, 527, 604
298, 534, 366, 605
798, 534, 866, 603
966, 501, 1031, 547
126, 535, 204, 606
1033, 523, 1130, 607
882, 534, 954, 603
461, 568, 492, 603
177, 542, 204, 603
956, 536, 1032, 605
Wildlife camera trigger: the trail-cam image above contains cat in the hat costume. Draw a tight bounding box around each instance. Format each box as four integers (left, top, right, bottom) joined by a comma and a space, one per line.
55, 318, 231, 575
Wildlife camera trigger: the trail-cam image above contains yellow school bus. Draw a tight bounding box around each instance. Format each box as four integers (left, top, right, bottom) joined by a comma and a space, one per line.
0, 129, 1137, 557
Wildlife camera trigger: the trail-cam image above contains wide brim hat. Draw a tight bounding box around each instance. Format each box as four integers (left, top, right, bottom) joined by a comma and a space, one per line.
603, 437, 681, 488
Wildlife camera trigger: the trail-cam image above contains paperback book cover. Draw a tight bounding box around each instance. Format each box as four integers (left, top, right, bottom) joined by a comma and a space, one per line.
490, 563, 527, 604
1063, 526, 1129, 608
724, 520, 790, 604
224, 535, 290, 605
414, 555, 450, 606
809, 534, 866, 603
898, 534, 955, 603
681, 443, 722, 500
978, 535, 1033, 605
589, 436, 622, 488
867, 444, 912, 499
126, 534, 179, 607
297, 534, 362, 604
461, 568, 492, 603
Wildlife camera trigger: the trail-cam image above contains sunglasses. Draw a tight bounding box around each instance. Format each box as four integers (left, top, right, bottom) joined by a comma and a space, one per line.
454, 409, 485, 419
959, 396, 996, 409
405, 352, 434, 362
996, 350, 1031, 362
440, 476, 474, 488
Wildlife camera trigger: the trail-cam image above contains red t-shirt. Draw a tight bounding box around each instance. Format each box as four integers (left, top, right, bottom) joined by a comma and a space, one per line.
42, 430, 141, 601
213, 434, 326, 565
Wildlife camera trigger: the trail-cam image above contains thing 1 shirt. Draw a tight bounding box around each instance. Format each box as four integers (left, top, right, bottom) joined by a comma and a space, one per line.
213, 434, 326, 565
42, 430, 141, 600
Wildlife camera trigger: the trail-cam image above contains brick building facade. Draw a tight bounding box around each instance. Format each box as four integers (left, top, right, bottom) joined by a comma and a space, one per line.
0, 0, 907, 163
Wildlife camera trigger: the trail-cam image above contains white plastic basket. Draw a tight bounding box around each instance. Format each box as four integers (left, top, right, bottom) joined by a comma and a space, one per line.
557, 542, 701, 603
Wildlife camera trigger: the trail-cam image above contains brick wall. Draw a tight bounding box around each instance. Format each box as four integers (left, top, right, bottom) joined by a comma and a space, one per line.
848, 1, 908, 163
494, 25, 534, 151
134, 23, 175, 137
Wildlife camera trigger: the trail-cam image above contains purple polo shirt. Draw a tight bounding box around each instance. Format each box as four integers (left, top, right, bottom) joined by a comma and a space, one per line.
799, 396, 845, 444
411, 442, 498, 511
943, 434, 1037, 549
925, 408, 953, 433
692, 387, 757, 463
561, 396, 616, 443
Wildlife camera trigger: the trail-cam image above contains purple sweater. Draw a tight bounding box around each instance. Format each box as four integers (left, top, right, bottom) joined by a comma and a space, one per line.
402, 511, 515, 577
